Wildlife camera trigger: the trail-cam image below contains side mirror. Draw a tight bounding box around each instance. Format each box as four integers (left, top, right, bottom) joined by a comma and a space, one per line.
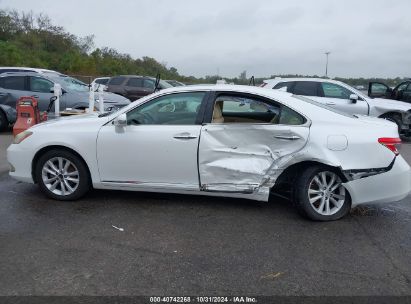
113, 113, 127, 127
349, 94, 359, 103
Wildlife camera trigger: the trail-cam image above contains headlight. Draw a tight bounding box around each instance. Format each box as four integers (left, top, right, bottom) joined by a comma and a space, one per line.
13, 131, 33, 144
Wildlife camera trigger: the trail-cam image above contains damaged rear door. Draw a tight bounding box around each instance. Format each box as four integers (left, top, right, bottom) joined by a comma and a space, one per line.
198, 92, 310, 198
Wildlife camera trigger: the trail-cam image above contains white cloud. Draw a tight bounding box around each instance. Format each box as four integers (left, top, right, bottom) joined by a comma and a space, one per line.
1, 0, 410, 78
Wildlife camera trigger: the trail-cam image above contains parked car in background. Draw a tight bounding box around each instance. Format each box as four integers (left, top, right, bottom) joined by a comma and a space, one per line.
7, 85, 411, 221
165, 80, 185, 87
261, 78, 411, 139
106, 75, 173, 101
0, 72, 130, 131
368, 80, 411, 103
91, 77, 110, 91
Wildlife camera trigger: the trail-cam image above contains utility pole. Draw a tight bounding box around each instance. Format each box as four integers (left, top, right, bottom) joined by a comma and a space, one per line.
325, 51, 331, 78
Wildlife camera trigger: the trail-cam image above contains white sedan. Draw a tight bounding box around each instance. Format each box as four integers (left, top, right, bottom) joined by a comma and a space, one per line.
7, 85, 411, 221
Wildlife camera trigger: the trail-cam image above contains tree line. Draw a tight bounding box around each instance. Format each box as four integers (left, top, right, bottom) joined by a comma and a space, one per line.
0, 9, 407, 87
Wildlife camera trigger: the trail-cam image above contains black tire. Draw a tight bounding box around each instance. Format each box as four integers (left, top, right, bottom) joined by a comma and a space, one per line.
382, 114, 408, 140
34, 149, 90, 200
0, 110, 8, 132
294, 166, 351, 221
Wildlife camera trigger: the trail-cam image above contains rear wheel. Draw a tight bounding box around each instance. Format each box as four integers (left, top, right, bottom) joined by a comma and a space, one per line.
0, 110, 8, 132
35, 150, 90, 200
294, 166, 351, 221
382, 114, 410, 141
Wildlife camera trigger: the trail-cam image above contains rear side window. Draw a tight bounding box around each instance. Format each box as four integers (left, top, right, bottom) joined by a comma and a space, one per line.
293, 81, 318, 96
211, 94, 306, 125
279, 106, 306, 125
108, 77, 126, 85
0, 76, 25, 90
273, 81, 294, 92
126, 78, 143, 87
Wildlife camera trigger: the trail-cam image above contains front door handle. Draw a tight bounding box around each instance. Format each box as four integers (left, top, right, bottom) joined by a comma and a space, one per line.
274, 135, 301, 140
173, 132, 197, 140
326, 102, 336, 106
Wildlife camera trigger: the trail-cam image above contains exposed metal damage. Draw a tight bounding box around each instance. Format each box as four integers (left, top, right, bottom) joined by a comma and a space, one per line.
198, 124, 310, 201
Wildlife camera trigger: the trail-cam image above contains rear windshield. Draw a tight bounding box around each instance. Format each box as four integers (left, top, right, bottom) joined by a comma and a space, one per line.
293, 95, 356, 118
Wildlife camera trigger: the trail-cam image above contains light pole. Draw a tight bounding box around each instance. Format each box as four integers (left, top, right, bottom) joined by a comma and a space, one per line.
325, 51, 331, 78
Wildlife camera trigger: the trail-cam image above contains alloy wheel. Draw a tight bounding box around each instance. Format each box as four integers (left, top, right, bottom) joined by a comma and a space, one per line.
41, 157, 80, 196
307, 171, 345, 216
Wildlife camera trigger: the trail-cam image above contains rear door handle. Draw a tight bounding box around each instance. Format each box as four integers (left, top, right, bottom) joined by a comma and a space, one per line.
31, 95, 39, 99
274, 135, 301, 140
326, 102, 336, 106
173, 132, 197, 140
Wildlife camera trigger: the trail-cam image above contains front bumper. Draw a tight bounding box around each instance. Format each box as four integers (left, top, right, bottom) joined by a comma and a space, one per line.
7, 143, 35, 183
343, 156, 411, 207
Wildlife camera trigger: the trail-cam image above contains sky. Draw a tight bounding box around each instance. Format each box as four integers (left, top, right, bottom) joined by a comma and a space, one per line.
1, 0, 410, 78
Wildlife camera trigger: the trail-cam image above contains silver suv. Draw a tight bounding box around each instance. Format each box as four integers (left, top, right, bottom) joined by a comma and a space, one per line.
0, 72, 130, 131
262, 77, 411, 139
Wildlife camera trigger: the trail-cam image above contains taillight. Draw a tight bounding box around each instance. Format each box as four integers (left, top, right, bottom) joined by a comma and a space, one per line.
378, 137, 401, 155
260, 83, 267, 87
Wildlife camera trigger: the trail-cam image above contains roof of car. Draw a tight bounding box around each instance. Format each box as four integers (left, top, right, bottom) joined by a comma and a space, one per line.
0, 67, 61, 73
113, 75, 144, 78
158, 84, 294, 98
0, 71, 46, 77
263, 77, 341, 84
122, 84, 352, 123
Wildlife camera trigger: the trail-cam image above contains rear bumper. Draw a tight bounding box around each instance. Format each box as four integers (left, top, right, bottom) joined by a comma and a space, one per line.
343, 156, 411, 207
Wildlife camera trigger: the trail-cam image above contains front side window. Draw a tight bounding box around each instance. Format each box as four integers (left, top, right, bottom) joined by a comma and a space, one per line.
211, 94, 305, 125
143, 79, 155, 89
30, 76, 53, 93
293, 81, 318, 96
321, 82, 353, 99
0, 76, 25, 90
126, 92, 205, 125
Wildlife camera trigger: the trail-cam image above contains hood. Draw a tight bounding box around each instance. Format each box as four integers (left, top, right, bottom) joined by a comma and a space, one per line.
368, 97, 411, 111
66, 90, 130, 106
29, 112, 109, 130
99, 92, 130, 104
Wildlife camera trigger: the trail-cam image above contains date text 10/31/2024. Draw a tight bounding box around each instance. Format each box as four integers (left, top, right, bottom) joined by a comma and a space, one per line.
149, 296, 257, 303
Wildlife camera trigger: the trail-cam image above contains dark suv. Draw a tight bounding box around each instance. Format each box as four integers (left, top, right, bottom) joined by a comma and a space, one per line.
106, 75, 173, 101
368, 80, 411, 103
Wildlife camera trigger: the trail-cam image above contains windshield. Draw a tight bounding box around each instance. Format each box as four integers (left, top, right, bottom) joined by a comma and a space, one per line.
159, 79, 173, 89
47, 75, 89, 92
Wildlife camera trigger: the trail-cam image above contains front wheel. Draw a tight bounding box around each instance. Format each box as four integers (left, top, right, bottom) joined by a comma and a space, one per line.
0, 110, 8, 132
294, 166, 351, 221
35, 150, 90, 200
